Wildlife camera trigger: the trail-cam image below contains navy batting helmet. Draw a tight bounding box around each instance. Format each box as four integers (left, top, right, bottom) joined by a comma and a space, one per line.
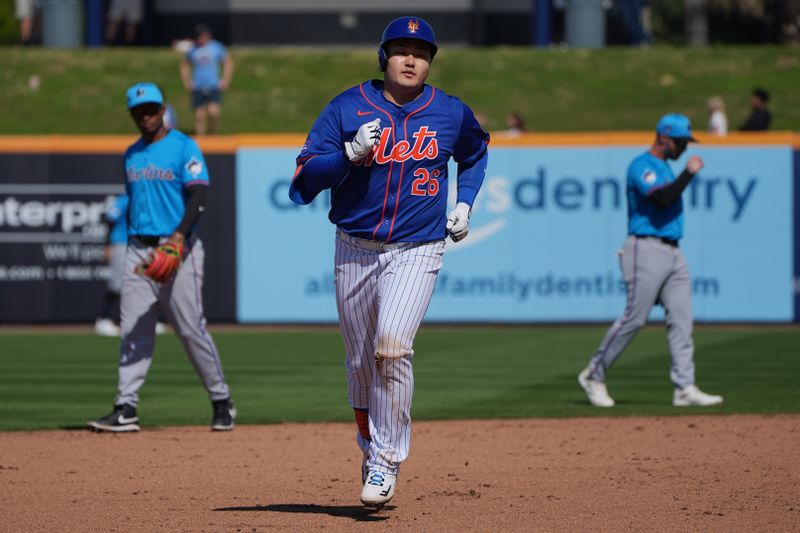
378, 16, 438, 71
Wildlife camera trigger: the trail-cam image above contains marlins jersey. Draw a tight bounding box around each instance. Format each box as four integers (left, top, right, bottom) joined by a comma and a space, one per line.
124, 130, 209, 237
627, 152, 684, 241
290, 80, 489, 242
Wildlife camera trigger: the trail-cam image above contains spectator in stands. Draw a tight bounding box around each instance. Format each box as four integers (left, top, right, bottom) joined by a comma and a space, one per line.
473, 111, 490, 130
106, 0, 143, 46
739, 88, 772, 131
180, 24, 235, 135
500, 111, 526, 137
616, 0, 652, 46
706, 96, 728, 136
15, 0, 37, 46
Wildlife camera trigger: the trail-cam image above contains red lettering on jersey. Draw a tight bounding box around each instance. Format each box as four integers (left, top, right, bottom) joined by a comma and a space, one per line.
369, 126, 439, 166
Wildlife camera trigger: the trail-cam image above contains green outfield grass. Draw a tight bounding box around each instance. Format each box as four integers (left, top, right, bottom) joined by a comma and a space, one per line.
1, 46, 798, 134
0, 325, 797, 431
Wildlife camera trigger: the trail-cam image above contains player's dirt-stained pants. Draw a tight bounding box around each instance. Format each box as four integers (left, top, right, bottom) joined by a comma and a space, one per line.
115, 236, 231, 407
335, 229, 445, 476
586, 235, 695, 389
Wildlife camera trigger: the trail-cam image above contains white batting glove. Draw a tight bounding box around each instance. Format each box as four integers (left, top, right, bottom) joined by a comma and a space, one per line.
344, 118, 382, 162
446, 202, 471, 242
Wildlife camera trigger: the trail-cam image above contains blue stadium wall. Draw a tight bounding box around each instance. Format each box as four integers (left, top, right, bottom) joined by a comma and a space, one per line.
0, 134, 797, 323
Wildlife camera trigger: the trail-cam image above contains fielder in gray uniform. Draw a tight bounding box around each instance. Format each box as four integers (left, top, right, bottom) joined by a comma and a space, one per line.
578, 113, 723, 408
87, 82, 236, 432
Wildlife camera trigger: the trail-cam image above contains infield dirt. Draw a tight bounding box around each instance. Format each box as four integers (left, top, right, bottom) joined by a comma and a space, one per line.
1, 415, 798, 532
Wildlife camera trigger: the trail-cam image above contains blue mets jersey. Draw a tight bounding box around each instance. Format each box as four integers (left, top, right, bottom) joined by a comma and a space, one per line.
106, 195, 129, 244
124, 129, 209, 237
627, 151, 684, 240
289, 80, 489, 243
187, 40, 228, 90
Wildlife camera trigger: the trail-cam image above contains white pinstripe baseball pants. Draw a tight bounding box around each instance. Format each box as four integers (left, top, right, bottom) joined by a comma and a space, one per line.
335, 230, 445, 475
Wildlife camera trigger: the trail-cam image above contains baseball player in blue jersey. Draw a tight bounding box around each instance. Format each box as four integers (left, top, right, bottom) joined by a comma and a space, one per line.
578, 113, 723, 408
88, 82, 236, 432
290, 16, 489, 508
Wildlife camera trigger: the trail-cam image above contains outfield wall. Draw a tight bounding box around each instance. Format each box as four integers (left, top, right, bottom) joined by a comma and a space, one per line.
0, 148, 236, 323
0, 133, 797, 324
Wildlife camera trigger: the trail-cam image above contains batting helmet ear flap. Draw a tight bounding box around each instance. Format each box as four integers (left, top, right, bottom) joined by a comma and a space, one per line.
378, 46, 388, 71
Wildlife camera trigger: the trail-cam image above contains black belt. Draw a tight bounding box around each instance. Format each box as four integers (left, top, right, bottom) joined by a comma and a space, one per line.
635, 235, 679, 247
133, 235, 163, 247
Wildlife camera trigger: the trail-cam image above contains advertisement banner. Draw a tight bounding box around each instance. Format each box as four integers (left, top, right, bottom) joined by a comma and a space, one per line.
0, 153, 236, 323
237, 145, 794, 323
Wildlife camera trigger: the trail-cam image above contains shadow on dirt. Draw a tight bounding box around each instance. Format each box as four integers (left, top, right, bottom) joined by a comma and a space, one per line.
215, 503, 395, 522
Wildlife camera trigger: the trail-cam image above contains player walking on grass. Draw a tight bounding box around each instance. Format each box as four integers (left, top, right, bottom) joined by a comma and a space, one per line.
87, 83, 235, 432
289, 16, 489, 508
578, 113, 723, 408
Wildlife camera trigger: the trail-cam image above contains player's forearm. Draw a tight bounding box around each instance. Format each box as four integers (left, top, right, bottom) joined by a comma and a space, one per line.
298, 152, 351, 192
455, 150, 488, 206
648, 169, 694, 207
175, 185, 208, 236
288, 152, 351, 205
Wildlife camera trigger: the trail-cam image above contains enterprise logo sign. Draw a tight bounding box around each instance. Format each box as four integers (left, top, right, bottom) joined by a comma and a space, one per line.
0, 184, 124, 243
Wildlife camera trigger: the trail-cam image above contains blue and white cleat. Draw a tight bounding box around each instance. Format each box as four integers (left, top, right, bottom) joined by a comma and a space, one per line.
360, 470, 396, 508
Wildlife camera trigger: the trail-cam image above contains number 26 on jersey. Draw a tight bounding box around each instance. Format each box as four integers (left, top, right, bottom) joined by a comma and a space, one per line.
411, 168, 440, 196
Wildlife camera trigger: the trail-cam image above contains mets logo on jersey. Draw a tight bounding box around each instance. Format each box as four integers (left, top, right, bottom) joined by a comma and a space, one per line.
407, 19, 420, 33
356, 126, 439, 166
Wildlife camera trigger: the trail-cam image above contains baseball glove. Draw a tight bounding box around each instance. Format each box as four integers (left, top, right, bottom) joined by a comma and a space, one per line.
136, 242, 185, 283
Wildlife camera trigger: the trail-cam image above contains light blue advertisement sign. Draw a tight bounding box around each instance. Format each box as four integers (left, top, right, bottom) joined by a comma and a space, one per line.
237, 145, 793, 323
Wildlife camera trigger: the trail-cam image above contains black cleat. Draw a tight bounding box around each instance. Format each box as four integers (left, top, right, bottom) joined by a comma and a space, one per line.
211, 398, 236, 431
87, 404, 140, 432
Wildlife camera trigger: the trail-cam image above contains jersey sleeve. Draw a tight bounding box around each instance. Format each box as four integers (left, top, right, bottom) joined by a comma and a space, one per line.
628, 159, 662, 197
298, 102, 344, 161
181, 138, 210, 188
453, 102, 490, 206
217, 42, 229, 60
289, 101, 349, 205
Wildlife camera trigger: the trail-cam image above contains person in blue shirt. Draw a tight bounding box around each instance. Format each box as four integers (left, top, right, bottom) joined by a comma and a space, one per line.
87, 83, 235, 433
578, 113, 723, 408
180, 24, 234, 135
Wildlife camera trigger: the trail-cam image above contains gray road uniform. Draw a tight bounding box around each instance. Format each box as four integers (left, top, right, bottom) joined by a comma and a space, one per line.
578, 113, 723, 408
88, 83, 235, 432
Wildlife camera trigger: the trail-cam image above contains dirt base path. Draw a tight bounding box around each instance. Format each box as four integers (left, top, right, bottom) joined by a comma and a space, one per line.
2, 415, 798, 532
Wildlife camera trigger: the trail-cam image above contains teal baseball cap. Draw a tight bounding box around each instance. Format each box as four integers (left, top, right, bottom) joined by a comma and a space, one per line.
126, 82, 164, 109
656, 113, 698, 141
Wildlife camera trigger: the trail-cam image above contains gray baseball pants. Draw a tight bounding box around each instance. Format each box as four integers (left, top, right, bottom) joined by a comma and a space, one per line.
586, 235, 695, 389
114, 236, 230, 407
